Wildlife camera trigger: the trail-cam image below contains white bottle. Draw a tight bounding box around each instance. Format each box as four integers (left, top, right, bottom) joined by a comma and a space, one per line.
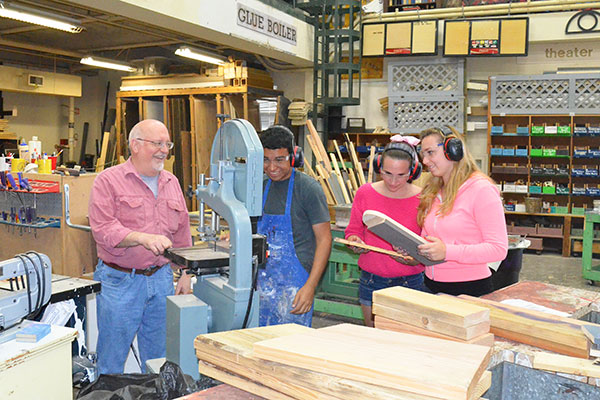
28, 136, 41, 160
18, 139, 30, 162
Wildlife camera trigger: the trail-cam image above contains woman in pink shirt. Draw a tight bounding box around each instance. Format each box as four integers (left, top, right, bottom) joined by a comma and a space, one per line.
416, 127, 508, 296
345, 136, 426, 326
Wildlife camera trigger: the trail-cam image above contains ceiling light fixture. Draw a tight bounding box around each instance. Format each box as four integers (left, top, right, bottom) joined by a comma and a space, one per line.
175, 46, 227, 66
0, 1, 83, 33
80, 56, 138, 72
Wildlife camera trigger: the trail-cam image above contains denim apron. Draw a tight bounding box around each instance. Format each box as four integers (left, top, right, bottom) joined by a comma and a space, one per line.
257, 169, 313, 326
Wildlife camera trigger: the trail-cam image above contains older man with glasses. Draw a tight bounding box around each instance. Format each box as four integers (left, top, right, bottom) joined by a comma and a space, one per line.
88, 119, 192, 375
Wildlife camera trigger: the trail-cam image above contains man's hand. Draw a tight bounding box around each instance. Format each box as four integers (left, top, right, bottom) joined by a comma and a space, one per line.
417, 236, 446, 261
120, 232, 172, 255
291, 283, 316, 315
175, 272, 192, 295
346, 235, 370, 254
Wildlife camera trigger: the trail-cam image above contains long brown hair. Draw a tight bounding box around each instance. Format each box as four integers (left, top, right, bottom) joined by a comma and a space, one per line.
417, 127, 493, 226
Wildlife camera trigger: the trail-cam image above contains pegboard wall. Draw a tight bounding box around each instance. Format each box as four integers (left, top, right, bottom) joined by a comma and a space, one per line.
490, 74, 600, 114
388, 58, 465, 133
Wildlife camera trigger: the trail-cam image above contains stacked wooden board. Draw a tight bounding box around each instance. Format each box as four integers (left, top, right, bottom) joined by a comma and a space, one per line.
304, 120, 367, 205
194, 323, 492, 400
288, 102, 311, 126
458, 295, 593, 358
372, 286, 494, 346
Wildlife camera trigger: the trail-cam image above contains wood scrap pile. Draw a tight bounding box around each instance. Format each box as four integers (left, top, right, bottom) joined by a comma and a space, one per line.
288, 102, 311, 126
303, 120, 368, 206
219, 60, 274, 89
458, 295, 595, 359
0, 119, 15, 139
195, 323, 492, 400
378, 96, 388, 112
373, 286, 494, 347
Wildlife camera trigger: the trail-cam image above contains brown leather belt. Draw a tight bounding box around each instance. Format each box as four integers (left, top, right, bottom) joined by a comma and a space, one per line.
103, 261, 164, 276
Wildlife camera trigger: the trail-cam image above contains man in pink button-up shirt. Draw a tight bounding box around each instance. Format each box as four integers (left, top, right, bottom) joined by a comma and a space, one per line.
89, 119, 192, 374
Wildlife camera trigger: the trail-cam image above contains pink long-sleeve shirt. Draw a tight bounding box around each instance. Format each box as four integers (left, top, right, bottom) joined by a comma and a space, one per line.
345, 184, 425, 278
88, 158, 192, 269
422, 173, 508, 282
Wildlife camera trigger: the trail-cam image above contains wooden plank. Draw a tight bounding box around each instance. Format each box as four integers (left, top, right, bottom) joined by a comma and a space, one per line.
374, 315, 495, 347
533, 351, 600, 379
195, 324, 441, 400
373, 304, 490, 341
95, 131, 110, 172
306, 120, 332, 173
373, 286, 490, 328
334, 237, 410, 260
332, 140, 347, 172
197, 360, 294, 400
348, 167, 359, 192
252, 324, 492, 400
346, 138, 365, 186
329, 153, 351, 203
368, 145, 376, 183
458, 295, 590, 358
582, 325, 600, 345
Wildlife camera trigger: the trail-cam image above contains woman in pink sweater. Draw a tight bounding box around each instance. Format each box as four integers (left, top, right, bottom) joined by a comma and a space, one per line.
416, 127, 508, 296
345, 136, 426, 327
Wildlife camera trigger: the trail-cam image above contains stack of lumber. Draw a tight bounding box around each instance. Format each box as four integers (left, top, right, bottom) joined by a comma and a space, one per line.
288, 102, 311, 126
378, 96, 388, 112
304, 120, 366, 206
458, 294, 594, 358
195, 323, 492, 400
0, 119, 15, 139
373, 286, 494, 346
218, 60, 273, 89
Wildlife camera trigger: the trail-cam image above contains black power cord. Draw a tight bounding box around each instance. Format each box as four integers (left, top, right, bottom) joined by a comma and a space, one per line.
242, 259, 259, 329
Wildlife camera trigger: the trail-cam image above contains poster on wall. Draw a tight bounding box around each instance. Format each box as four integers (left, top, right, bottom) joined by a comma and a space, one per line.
444, 18, 529, 57
362, 21, 438, 57
341, 57, 384, 80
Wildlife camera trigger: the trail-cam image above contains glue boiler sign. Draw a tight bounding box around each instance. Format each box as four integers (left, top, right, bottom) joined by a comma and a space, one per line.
237, 3, 297, 46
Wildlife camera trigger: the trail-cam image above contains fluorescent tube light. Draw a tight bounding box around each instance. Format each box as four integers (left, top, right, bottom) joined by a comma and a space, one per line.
0, 1, 83, 33
80, 56, 138, 72
175, 46, 227, 66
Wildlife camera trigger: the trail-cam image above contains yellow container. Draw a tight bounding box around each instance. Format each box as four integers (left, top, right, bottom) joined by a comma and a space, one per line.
11, 158, 26, 172
38, 159, 52, 174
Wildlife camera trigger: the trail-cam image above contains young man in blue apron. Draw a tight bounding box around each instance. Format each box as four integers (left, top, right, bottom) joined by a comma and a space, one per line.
258, 125, 332, 327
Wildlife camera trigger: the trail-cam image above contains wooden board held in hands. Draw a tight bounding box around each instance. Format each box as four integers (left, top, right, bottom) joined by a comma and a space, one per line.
252, 323, 492, 400
333, 237, 411, 261
363, 210, 444, 266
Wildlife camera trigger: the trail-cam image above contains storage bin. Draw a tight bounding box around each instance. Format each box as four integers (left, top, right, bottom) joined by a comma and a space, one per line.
503, 182, 517, 192
503, 204, 516, 212
557, 126, 571, 135
542, 185, 556, 194
587, 187, 600, 196
556, 167, 569, 176
573, 186, 587, 196
491, 165, 505, 174
512, 225, 538, 236
502, 148, 516, 156
590, 148, 600, 158
551, 206, 569, 213
491, 147, 503, 156
556, 185, 570, 195
515, 166, 529, 174
504, 166, 517, 174
589, 127, 600, 135
491, 125, 504, 134
545, 125, 558, 134
542, 148, 556, 157
574, 126, 589, 136
531, 126, 544, 135
527, 237, 544, 250
556, 147, 569, 157
530, 148, 543, 157
586, 167, 599, 177
572, 206, 586, 215
515, 148, 528, 157
529, 185, 542, 194
516, 126, 529, 135
537, 225, 563, 236
574, 148, 589, 158
542, 167, 556, 175
531, 167, 544, 175
572, 167, 586, 177
515, 184, 528, 193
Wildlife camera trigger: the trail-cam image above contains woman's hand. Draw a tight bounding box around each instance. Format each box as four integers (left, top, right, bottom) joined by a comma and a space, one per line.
345, 235, 370, 254
391, 246, 418, 265
417, 236, 446, 261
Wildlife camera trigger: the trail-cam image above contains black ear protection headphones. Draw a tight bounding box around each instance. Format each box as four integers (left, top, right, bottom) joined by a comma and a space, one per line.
372, 141, 422, 183
437, 126, 464, 162
275, 125, 304, 168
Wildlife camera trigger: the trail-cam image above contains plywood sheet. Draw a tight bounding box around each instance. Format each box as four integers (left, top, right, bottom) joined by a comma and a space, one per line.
252, 324, 492, 400
363, 24, 385, 56
195, 324, 437, 400
500, 19, 527, 54
412, 21, 437, 54
386, 22, 411, 55
444, 21, 470, 55
193, 98, 218, 176
373, 286, 490, 327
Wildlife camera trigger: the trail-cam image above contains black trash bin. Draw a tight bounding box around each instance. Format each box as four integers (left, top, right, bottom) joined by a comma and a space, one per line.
491, 248, 524, 291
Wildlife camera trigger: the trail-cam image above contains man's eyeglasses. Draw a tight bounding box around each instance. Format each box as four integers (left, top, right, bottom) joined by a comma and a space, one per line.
136, 138, 174, 150
264, 155, 290, 166
418, 142, 443, 159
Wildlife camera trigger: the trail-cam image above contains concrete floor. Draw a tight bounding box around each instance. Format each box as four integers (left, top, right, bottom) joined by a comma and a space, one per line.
313, 252, 600, 328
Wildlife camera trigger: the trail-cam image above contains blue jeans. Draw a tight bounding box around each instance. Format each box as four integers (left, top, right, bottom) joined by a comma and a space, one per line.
94, 260, 174, 375
359, 270, 426, 306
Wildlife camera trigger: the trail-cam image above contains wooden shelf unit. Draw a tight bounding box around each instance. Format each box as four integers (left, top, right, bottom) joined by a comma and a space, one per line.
488, 114, 600, 255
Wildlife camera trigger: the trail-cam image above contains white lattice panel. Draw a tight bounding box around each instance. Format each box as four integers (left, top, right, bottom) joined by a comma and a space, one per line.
575, 78, 600, 110
389, 60, 463, 95
390, 100, 463, 133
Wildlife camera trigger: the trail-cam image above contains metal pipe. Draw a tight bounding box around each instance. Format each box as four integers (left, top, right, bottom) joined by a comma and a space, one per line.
68, 97, 75, 162
63, 184, 91, 231
363, 0, 600, 23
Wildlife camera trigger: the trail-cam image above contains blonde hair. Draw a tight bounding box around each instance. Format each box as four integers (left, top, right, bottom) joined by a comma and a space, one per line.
417, 127, 493, 226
